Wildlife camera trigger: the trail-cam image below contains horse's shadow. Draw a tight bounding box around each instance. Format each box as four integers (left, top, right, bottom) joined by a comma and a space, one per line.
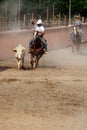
0, 66, 12, 72
79, 51, 87, 56
79, 43, 87, 55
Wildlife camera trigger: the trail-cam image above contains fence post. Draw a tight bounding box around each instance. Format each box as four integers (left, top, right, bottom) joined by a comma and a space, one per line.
5, 0, 8, 30
3, 16, 5, 31
52, 6, 54, 21
46, 6, 49, 21
82, 17, 84, 23
18, 0, 20, 30
39, 16, 41, 19
64, 15, 66, 26
15, 13, 17, 30
23, 14, 26, 29
57, 13, 61, 26
31, 12, 34, 20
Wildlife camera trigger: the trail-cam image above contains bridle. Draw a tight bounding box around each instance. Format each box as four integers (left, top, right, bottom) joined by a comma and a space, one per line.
33, 31, 38, 40
73, 26, 78, 35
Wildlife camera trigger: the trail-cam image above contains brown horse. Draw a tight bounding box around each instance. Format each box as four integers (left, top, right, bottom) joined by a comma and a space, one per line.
29, 31, 44, 68
70, 26, 81, 52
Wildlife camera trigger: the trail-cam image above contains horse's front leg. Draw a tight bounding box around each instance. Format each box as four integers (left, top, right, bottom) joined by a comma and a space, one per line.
71, 40, 74, 52
34, 56, 39, 68
76, 42, 80, 52
30, 53, 34, 68
35, 54, 42, 68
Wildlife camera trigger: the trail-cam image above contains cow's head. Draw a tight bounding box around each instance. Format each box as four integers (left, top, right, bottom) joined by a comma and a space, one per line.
13, 48, 25, 60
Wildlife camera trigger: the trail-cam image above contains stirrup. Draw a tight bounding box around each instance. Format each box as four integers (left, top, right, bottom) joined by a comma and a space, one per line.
44, 49, 48, 54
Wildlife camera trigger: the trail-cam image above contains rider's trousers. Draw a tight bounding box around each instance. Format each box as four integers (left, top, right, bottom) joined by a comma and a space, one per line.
29, 36, 47, 49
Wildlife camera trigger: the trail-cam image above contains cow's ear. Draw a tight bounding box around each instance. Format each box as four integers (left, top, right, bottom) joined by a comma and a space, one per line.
23, 47, 25, 50
13, 49, 17, 52
22, 49, 25, 53
22, 48, 25, 51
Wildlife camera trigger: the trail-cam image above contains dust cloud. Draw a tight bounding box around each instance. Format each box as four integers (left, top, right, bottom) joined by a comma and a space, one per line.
39, 43, 87, 67
0, 44, 87, 130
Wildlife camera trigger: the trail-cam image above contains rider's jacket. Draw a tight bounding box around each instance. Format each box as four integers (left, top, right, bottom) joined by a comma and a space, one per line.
33, 24, 45, 36
75, 20, 82, 29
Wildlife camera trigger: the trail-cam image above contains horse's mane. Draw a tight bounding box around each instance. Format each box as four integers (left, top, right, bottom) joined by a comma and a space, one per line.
72, 27, 81, 42
30, 31, 44, 52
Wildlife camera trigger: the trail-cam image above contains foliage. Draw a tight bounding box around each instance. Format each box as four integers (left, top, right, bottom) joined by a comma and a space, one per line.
22, 0, 87, 18
0, 0, 87, 18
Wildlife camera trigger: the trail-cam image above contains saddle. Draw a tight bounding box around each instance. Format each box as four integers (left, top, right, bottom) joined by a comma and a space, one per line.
29, 37, 44, 53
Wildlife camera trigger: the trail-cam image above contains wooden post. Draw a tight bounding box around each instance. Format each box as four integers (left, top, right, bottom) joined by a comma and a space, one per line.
5, 0, 8, 30
52, 6, 54, 21
19, 0, 20, 22
31, 12, 34, 20
3, 16, 5, 31
18, 0, 20, 30
59, 13, 60, 21
57, 13, 61, 26
64, 15, 66, 25
82, 17, 84, 23
39, 16, 41, 19
14, 12, 17, 30
46, 6, 49, 21
23, 14, 26, 29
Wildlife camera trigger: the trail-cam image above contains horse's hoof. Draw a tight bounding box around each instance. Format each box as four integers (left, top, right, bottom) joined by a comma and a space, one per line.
22, 66, 25, 69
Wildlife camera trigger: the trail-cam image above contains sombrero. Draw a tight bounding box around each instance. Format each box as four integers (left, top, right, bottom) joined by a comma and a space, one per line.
36, 19, 43, 25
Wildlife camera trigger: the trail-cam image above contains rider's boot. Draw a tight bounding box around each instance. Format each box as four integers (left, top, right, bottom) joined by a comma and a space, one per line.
44, 48, 48, 54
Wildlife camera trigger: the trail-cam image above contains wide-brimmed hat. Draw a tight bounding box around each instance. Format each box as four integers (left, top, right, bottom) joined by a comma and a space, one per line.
36, 19, 43, 25
75, 15, 80, 19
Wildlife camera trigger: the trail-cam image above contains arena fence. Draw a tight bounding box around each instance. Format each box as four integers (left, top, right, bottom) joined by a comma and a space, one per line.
0, 24, 87, 60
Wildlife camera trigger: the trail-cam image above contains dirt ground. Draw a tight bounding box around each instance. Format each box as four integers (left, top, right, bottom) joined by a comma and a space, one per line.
0, 43, 87, 130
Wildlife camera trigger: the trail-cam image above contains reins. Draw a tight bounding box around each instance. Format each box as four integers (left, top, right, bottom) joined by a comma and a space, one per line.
30, 32, 44, 53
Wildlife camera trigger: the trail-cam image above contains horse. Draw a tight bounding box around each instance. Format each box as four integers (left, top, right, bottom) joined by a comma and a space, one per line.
70, 26, 81, 52
29, 31, 44, 68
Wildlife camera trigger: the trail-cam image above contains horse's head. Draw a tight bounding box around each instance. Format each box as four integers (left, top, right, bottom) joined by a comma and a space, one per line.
73, 26, 78, 35
30, 31, 43, 51
33, 31, 38, 40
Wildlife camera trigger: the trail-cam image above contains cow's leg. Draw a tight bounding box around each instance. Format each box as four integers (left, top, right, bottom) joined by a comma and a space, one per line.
22, 58, 25, 69
16, 58, 22, 69
16, 60, 20, 69
17, 60, 21, 69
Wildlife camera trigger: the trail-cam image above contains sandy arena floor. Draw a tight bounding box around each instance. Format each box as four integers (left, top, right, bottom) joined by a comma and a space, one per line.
0, 43, 87, 130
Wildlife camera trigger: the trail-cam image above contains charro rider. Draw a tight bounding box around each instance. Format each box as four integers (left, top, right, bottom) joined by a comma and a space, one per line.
70, 16, 84, 42
29, 19, 48, 53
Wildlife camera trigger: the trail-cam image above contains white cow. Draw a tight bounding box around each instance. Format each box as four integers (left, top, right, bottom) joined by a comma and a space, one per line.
13, 44, 25, 69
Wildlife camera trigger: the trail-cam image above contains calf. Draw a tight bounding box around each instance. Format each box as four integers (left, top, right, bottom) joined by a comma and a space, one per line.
13, 44, 25, 69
